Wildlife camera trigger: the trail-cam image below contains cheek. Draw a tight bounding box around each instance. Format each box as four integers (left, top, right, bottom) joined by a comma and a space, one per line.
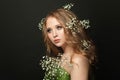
47, 34, 50, 39
61, 32, 66, 41
47, 34, 53, 41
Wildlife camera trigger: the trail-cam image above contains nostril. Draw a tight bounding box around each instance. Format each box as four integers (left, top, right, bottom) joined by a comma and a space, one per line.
53, 30, 57, 38
53, 34, 57, 38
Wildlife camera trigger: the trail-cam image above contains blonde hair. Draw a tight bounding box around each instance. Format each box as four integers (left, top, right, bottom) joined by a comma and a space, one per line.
42, 8, 96, 64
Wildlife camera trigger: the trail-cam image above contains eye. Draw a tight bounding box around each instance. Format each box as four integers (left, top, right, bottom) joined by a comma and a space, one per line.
47, 28, 52, 33
56, 25, 63, 30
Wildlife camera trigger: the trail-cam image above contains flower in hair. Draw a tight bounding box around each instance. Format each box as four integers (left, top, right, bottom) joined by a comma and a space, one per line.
66, 17, 90, 32
66, 17, 78, 32
38, 18, 45, 30
62, 3, 74, 10
80, 20, 90, 29
81, 40, 91, 50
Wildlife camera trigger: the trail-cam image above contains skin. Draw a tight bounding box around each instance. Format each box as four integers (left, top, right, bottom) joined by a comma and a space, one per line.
46, 16, 66, 47
46, 16, 89, 80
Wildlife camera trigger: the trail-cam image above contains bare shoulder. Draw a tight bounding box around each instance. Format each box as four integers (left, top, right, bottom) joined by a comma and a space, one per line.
71, 54, 89, 67
70, 54, 90, 80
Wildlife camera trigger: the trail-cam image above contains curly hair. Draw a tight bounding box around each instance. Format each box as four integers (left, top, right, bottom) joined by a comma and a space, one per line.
42, 8, 96, 64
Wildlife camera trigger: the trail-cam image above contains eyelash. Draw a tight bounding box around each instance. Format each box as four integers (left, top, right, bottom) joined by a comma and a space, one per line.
47, 28, 51, 33
56, 26, 62, 30
46, 26, 63, 33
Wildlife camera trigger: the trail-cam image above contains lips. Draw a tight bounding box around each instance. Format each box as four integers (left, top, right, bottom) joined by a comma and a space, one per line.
54, 39, 60, 43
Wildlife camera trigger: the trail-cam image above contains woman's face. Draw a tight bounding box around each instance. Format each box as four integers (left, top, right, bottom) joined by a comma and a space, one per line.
46, 16, 66, 47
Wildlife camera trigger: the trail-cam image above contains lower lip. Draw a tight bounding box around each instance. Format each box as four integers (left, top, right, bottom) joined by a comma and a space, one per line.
54, 39, 60, 43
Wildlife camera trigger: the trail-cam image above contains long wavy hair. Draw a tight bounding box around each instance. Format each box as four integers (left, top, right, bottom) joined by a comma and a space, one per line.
42, 8, 96, 64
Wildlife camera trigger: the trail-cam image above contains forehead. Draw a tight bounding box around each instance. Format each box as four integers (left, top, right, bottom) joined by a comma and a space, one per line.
46, 17, 60, 27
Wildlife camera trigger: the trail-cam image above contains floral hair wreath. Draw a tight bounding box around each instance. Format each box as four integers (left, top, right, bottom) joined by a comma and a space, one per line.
38, 3, 91, 49
38, 3, 90, 31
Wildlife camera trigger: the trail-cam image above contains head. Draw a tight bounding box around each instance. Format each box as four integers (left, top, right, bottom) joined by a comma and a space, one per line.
41, 8, 96, 64
45, 16, 67, 49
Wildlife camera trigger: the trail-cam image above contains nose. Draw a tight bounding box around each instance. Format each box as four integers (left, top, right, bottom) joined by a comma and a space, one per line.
53, 30, 58, 38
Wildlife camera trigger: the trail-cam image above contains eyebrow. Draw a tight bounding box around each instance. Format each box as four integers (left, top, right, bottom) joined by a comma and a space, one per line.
46, 23, 62, 28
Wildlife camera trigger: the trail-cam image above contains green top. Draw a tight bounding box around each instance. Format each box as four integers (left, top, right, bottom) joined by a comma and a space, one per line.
40, 56, 70, 80
56, 67, 70, 80
40, 55, 94, 80
44, 66, 70, 80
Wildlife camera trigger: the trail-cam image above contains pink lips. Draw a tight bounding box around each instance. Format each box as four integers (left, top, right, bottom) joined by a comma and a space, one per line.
54, 39, 60, 43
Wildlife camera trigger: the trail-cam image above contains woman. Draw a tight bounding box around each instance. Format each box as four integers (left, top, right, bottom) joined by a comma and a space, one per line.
39, 3, 96, 80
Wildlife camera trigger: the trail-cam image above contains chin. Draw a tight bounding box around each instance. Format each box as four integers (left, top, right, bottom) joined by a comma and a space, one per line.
55, 44, 62, 47
54, 43, 63, 47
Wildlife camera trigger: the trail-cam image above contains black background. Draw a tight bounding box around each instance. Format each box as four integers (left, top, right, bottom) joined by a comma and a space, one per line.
0, 0, 120, 80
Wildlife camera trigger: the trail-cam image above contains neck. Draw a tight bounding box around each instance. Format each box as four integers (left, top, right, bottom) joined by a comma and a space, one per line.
62, 44, 74, 57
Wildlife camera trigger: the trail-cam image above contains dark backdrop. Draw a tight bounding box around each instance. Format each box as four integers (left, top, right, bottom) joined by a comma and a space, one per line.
0, 0, 120, 80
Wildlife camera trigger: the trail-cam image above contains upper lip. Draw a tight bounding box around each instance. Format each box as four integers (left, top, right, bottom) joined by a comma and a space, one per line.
54, 39, 60, 42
